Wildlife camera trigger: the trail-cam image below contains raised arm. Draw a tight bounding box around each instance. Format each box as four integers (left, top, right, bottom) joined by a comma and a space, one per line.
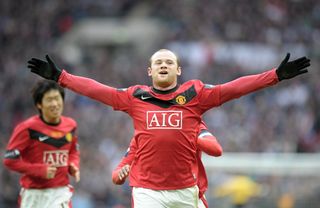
27, 55, 119, 107
219, 53, 310, 104
58, 70, 116, 106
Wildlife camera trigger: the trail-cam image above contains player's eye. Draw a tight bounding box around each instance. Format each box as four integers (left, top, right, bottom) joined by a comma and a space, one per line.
45, 98, 53, 102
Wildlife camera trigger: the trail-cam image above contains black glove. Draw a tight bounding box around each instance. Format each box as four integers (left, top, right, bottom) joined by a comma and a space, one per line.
27, 55, 62, 82
276, 53, 310, 81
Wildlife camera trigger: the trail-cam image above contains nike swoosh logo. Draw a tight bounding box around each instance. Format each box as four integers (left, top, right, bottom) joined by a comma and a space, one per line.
141, 95, 152, 100
39, 136, 49, 142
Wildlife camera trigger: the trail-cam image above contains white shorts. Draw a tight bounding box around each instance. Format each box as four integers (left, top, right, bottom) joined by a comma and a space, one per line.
132, 185, 199, 208
19, 185, 73, 208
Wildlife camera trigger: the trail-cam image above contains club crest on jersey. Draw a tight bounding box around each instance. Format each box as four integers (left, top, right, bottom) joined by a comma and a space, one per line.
147, 111, 182, 129
43, 150, 69, 167
50, 131, 63, 138
175, 95, 186, 105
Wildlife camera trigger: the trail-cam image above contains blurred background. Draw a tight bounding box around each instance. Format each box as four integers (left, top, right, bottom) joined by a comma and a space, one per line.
0, 0, 320, 207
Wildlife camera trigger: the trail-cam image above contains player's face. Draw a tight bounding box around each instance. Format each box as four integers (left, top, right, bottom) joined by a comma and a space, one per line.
37, 89, 64, 124
148, 50, 181, 90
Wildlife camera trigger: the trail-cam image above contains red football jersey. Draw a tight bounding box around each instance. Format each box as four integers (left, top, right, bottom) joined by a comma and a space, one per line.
3, 115, 79, 189
112, 122, 217, 208
59, 69, 278, 189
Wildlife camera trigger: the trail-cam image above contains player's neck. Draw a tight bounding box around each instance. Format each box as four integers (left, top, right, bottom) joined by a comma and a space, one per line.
152, 84, 179, 94
153, 80, 179, 91
40, 115, 61, 126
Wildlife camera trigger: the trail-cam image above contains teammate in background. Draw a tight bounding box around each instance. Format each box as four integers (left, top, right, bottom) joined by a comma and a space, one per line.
3, 80, 80, 208
27, 49, 310, 207
112, 122, 222, 208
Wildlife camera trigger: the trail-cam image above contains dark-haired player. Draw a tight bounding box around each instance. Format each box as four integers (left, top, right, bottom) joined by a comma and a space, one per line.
3, 80, 80, 208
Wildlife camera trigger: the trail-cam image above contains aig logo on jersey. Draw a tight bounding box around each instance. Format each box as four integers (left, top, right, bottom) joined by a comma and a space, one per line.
147, 111, 182, 129
43, 150, 69, 167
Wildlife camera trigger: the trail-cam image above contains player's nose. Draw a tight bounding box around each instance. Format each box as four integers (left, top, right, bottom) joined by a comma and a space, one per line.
160, 65, 167, 69
50, 100, 59, 106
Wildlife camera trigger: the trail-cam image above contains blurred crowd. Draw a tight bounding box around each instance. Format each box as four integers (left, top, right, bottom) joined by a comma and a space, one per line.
0, 0, 319, 207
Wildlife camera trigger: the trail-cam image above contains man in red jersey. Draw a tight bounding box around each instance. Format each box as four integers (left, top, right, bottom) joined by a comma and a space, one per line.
3, 80, 80, 208
27, 49, 310, 207
112, 122, 222, 208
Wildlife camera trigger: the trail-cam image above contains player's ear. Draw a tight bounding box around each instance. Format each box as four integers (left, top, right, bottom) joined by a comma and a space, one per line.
36, 103, 42, 111
147, 67, 152, 77
177, 66, 182, 76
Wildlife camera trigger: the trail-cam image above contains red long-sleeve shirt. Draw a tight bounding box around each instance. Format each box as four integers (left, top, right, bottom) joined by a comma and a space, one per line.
112, 122, 222, 208
59, 69, 278, 190
3, 115, 79, 189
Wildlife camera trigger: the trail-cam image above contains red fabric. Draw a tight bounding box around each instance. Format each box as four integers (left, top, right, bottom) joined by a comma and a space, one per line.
112, 139, 137, 185
197, 122, 223, 156
3, 115, 79, 189
60, 69, 278, 190
197, 134, 223, 156
200, 195, 209, 208
113, 122, 222, 204
219, 69, 278, 104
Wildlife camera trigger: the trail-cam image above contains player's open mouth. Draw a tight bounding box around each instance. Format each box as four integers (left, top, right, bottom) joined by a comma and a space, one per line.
159, 71, 168, 75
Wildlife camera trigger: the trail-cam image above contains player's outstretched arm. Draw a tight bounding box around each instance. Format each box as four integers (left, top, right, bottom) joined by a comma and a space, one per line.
218, 53, 310, 105
28, 55, 121, 107
27, 55, 62, 81
276, 53, 310, 81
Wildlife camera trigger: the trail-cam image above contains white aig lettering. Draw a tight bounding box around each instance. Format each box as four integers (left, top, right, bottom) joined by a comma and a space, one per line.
43, 150, 69, 167
147, 111, 182, 129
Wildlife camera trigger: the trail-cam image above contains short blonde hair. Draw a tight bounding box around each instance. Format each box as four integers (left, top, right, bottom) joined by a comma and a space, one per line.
149, 49, 180, 66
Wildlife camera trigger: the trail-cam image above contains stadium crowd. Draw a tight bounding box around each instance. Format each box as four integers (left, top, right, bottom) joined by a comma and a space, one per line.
0, 0, 319, 207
